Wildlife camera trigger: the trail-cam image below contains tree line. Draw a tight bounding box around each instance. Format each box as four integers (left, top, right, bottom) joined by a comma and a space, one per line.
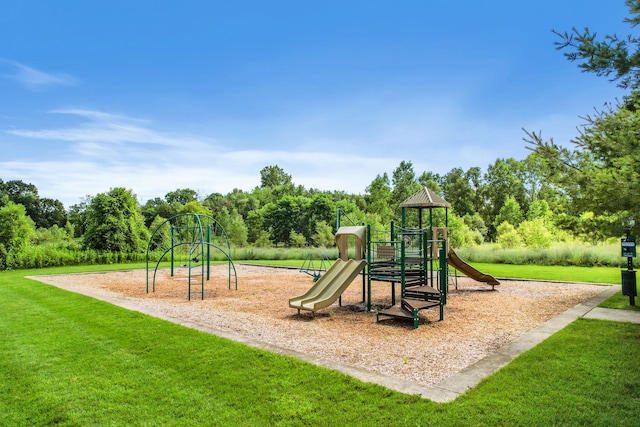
0, 150, 624, 260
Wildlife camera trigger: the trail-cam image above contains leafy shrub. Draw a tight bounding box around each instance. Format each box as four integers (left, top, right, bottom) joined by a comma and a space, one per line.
518, 218, 552, 249
496, 221, 522, 249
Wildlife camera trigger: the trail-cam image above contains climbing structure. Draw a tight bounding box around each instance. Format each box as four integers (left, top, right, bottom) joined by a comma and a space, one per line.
146, 213, 237, 300
371, 187, 451, 328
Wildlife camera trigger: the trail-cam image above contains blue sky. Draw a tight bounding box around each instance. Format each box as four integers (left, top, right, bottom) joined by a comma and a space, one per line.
0, 1, 631, 208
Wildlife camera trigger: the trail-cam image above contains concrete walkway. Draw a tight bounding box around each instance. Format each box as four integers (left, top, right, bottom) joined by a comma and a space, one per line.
583, 306, 640, 324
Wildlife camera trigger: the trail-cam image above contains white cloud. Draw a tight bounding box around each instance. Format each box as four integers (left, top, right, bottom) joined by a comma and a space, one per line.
6, 108, 215, 150
2, 59, 79, 90
2, 93, 556, 209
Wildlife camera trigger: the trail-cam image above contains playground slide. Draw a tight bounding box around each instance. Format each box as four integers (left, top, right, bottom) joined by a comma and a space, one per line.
447, 248, 500, 287
289, 259, 367, 312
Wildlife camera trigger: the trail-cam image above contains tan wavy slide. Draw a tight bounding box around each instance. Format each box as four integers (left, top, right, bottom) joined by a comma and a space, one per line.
289, 259, 367, 312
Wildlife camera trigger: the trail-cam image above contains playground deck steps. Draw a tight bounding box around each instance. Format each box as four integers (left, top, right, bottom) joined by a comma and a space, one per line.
377, 305, 414, 320
402, 298, 440, 311
376, 295, 442, 329
404, 285, 440, 301
368, 267, 426, 287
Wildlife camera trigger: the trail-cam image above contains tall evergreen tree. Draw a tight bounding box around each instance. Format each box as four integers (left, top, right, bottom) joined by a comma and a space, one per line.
527, 2, 640, 235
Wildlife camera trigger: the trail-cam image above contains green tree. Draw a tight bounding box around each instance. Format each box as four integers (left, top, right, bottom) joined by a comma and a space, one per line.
417, 171, 442, 193
260, 165, 292, 188
0, 179, 67, 228
553, 0, 640, 91
35, 198, 67, 229
365, 173, 393, 225
68, 195, 92, 238
313, 220, 335, 248
527, 2, 640, 237
442, 167, 474, 217
226, 189, 260, 220
147, 215, 171, 252
494, 196, 524, 229
465, 166, 485, 214
222, 208, 249, 247
3, 180, 39, 211
447, 213, 477, 248
483, 158, 528, 236
289, 231, 307, 247
306, 193, 335, 243
528, 199, 553, 223
335, 199, 367, 227
141, 197, 175, 227
391, 160, 420, 222
165, 188, 198, 205
32, 224, 72, 246
496, 221, 522, 249
463, 212, 488, 243
177, 201, 211, 216
518, 218, 552, 249
0, 202, 35, 269
262, 196, 310, 246
245, 209, 264, 244
202, 192, 227, 218
83, 188, 150, 252
526, 102, 640, 236
0, 179, 8, 206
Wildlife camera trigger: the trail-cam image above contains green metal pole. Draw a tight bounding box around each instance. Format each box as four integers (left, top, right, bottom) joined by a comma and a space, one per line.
171, 226, 175, 277
445, 207, 449, 283
390, 220, 395, 243
367, 224, 372, 311
422, 230, 428, 287
440, 242, 447, 305
429, 208, 434, 287
401, 239, 406, 298
206, 225, 211, 281
445, 207, 449, 228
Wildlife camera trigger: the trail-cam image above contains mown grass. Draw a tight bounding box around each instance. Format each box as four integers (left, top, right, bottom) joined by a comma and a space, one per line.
464, 263, 620, 284
599, 290, 640, 311
1, 265, 639, 425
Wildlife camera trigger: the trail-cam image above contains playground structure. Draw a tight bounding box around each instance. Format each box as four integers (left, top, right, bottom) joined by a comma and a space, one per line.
289, 186, 499, 328
146, 213, 237, 300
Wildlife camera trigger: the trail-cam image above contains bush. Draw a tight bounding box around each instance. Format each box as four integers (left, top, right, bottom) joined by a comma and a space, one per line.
496, 221, 522, 249
518, 218, 552, 249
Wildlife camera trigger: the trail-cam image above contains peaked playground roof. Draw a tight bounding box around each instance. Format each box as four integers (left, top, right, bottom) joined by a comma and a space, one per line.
399, 186, 451, 209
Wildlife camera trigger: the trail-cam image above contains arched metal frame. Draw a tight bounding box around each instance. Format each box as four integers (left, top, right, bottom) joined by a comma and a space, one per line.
145, 213, 237, 300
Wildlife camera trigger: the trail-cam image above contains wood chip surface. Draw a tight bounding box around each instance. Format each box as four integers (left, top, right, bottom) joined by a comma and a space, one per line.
34, 264, 605, 386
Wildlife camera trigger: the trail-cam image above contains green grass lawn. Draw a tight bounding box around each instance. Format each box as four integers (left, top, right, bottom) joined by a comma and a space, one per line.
1, 264, 639, 425
462, 262, 620, 284
599, 290, 640, 311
